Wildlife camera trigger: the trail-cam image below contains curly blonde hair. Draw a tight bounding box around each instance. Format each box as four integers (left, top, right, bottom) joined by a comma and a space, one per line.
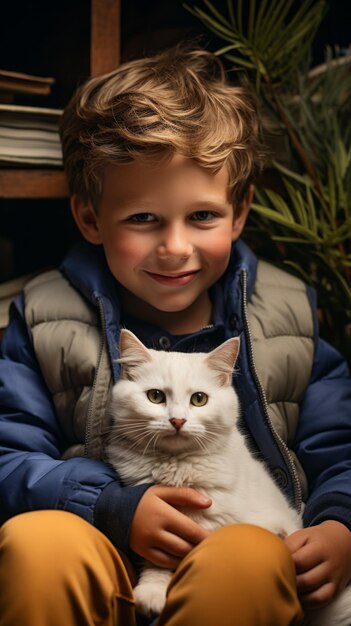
60, 44, 264, 210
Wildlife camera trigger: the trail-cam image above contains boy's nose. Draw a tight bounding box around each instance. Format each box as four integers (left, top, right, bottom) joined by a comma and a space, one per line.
157, 225, 193, 260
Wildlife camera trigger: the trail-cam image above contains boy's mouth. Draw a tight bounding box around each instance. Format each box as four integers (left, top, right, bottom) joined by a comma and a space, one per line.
144, 269, 200, 286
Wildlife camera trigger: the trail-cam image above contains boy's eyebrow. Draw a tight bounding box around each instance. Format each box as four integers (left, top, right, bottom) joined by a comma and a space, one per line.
106, 198, 156, 210
188, 200, 231, 211
107, 199, 231, 211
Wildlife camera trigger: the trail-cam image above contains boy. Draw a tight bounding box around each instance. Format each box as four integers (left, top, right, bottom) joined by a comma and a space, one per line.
0, 44, 351, 626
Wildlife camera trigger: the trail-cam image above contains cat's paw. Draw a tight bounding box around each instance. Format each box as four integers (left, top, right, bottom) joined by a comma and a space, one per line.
134, 581, 167, 617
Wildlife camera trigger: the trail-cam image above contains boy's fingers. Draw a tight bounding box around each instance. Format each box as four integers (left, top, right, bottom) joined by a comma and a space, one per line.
284, 529, 308, 555
148, 547, 181, 571
151, 486, 211, 544
299, 581, 336, 609
166, 506, 210, 544
157, 485, 212, 509
160, 529, 195, 557
295, 562, 327, 593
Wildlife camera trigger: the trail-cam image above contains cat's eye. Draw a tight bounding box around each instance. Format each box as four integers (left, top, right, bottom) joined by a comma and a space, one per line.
147, 389, 166, 404
190, 392, 208, 407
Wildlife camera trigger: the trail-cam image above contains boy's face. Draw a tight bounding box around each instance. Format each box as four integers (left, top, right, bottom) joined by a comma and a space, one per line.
72, 154, 250, 333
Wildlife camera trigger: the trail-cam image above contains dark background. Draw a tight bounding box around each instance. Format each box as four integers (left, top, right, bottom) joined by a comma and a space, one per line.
0, 0, 350, 281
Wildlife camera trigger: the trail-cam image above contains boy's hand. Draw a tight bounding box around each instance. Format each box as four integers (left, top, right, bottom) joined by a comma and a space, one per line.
129, 485, 212, 569
285, 520, 351, 608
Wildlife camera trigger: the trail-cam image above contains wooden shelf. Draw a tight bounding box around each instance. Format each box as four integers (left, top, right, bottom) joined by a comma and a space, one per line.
0, 0, 121, 201
0, 170, 68, 199
91, 0, 121, 76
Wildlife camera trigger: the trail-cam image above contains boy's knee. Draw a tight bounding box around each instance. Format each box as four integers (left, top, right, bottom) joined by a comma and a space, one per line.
1, 509, 85, 536
186, 523, 295, 582
0, 510, 111, 579
159, 524, 302, 626
0, 510, 134, 596
0, 512, 136, 624
0, 511, 86, 578
1, 510, 91, 553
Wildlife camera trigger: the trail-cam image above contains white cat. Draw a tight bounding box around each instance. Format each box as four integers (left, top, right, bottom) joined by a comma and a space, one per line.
106, 329, 351, 625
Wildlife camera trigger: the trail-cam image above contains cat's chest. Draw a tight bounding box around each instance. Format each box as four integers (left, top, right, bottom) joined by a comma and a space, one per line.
151, 457, 206, 488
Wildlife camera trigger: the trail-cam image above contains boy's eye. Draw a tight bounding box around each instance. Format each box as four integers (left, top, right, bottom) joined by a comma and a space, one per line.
147, 389, 166, 404
128, 213, 155, 223
191, 211, 216, 221
190, 392, 208, 407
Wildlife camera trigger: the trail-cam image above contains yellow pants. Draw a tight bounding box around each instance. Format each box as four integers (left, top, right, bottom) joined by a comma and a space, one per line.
0, 511, 303, 626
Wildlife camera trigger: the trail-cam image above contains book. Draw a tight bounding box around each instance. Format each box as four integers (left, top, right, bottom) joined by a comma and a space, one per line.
0, 103, 62, 127
0, 69, 55, 97
0, 103, 63, 166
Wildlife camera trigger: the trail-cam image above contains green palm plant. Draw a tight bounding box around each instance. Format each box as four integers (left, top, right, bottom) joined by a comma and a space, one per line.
185, 0, 351, 362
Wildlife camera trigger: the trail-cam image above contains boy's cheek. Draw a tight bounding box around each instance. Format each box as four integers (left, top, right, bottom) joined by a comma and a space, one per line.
204, 235, 234, 260
104, 236, 144, 262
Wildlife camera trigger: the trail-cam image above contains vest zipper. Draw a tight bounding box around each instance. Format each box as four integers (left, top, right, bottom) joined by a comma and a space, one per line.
241, 269, 302, 512
84, 297, 107, 457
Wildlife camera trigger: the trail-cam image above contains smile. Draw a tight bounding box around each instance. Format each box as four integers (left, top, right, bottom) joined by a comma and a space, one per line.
144, 270, 200, 286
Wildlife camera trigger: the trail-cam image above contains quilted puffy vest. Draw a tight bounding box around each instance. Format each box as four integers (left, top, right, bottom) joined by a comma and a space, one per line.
23, 261, 314, 498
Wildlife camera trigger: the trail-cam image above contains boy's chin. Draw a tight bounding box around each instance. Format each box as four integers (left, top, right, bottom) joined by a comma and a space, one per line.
136, 297, 197, 316
119, 287, 212, 332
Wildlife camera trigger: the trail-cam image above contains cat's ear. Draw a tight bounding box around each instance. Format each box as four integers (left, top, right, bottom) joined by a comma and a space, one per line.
117, 329, 152, 380
205, 337, 240, 386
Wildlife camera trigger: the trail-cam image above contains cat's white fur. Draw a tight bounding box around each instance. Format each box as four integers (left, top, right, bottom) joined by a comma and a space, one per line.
106, 329, 351, 624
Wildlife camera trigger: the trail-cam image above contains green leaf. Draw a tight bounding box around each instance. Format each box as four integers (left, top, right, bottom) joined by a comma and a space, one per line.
327, 164, 337, 221
185, 6, 237, 42
221, 53, 257, 70
227, 0, 236, 27
247, 0, 257, 40
215, 42, 246, 56
251, 203, 322, 242
237, 0, 243, 36
258, 0, 295, 49
271, 236, 315, 244
305, 184, 318, 234
283, 260, 315, 283
260, 188, 294, 220
284, 180, 309, 228
273, 162, 313, 186
202, 0, 233, 29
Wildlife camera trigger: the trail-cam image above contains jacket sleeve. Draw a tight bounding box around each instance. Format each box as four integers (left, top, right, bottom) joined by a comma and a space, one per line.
0, 295, 149, 553
293, 333, 351, 529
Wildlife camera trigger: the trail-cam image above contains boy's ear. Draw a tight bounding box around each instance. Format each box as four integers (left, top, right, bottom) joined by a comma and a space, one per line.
231, 185, 254, 241
70, 195, 103, 244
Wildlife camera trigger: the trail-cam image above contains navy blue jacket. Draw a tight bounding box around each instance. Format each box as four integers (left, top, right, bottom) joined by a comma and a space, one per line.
0, 239, 351, 561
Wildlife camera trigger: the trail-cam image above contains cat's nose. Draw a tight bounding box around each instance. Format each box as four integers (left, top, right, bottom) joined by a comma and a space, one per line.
169, 418, 186, 431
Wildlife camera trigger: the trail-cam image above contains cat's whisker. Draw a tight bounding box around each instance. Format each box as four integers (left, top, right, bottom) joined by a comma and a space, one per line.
110, 422, 151, 435
151, 434, 162, 455
194, 431, 224, 453
142, 432, 160, 456
113, 424, 149, 435
117, 430, 156, 453
107, 430, 143, 445
192, 435, 209, 453
205, 430, 222, 441
208, 424, 228, 434
116, 418, 150, 427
